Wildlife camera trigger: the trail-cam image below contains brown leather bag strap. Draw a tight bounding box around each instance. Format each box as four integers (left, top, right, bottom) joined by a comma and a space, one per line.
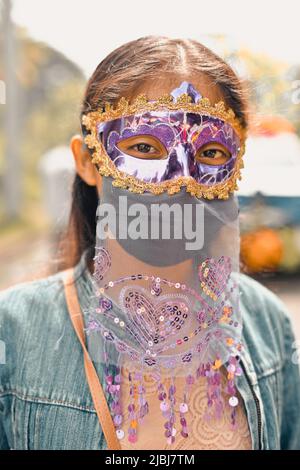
62, 268, 121, 451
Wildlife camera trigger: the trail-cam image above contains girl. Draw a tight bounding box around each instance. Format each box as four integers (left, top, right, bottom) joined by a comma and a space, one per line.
0, 36, 299, 450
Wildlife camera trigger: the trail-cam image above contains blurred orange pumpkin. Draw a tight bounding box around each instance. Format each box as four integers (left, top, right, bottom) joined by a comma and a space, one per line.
240, 228, 283, 273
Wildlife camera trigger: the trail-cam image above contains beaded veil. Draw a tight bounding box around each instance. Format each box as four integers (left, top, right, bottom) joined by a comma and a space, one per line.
82, 82, 246, 446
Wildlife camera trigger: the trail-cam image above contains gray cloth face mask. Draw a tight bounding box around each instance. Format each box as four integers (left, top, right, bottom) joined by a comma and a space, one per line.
96, 176, 239, 267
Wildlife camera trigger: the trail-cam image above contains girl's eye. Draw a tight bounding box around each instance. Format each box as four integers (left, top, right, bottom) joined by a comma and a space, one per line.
196, 143, 231, 165
131, 143, 157, 154
116, 135, 167, 159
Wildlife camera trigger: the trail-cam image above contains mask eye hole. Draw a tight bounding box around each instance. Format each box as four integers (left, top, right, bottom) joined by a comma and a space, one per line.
116, 135, 168, 160
196, 142, 231, 166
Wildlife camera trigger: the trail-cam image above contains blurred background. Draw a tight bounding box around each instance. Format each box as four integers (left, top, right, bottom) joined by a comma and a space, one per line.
0, 1, 299, 334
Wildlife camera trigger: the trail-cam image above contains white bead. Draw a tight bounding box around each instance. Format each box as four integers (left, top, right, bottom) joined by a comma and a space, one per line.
114, 317, 120, 324
229, 396, 239, 407
179, 403, 188, 413
116, 429, 125, 440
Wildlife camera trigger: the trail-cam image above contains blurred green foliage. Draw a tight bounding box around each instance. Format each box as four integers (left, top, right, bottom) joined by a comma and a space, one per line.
0, 26, 85, 227
236, 49, 300, 134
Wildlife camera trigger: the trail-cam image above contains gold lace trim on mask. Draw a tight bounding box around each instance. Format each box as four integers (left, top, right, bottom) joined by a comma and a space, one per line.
82, 92, 246, 199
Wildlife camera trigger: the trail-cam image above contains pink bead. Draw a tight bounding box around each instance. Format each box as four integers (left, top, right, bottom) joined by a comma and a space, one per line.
128, 434, 137, 444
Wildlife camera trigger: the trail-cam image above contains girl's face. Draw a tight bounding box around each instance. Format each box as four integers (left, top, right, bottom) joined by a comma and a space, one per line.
71, 74, 225, 193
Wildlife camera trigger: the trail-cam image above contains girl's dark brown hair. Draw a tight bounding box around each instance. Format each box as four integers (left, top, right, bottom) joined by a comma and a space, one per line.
59, 35, 248, 270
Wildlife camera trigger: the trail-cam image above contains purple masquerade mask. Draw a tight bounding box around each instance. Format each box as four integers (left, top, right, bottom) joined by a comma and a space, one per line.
98, 110, 239, 187
82, 81, 246, 199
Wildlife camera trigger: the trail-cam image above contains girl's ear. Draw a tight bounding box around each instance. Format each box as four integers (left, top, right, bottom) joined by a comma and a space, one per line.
70, 135, 98, 186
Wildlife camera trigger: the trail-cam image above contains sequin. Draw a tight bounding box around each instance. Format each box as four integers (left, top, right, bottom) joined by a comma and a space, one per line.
179, 403, 188, 413
160, 401, 170, 412
130, 420, 138, 429
128, 434, 137, 443
229, 396, 239, 407
116, 429, 124, 440
114, 414, 123, 426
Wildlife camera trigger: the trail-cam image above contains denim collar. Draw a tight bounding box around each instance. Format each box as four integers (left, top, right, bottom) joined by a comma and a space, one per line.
73, 250, 95, 314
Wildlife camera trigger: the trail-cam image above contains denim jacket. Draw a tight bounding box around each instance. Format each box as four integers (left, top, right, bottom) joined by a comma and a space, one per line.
0, 252, 300, 450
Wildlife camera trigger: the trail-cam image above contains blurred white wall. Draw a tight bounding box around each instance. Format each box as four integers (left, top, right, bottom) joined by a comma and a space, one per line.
39, 146, 75, 229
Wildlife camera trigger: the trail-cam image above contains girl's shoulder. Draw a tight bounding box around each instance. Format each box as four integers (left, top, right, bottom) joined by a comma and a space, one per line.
238, 273, 296, 377
0, 268, 94, 410
239, 272, 292, 326
0, 272, 69, 355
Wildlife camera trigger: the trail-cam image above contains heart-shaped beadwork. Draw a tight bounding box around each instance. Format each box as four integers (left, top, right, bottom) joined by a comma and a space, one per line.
118, 286, 191, 352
